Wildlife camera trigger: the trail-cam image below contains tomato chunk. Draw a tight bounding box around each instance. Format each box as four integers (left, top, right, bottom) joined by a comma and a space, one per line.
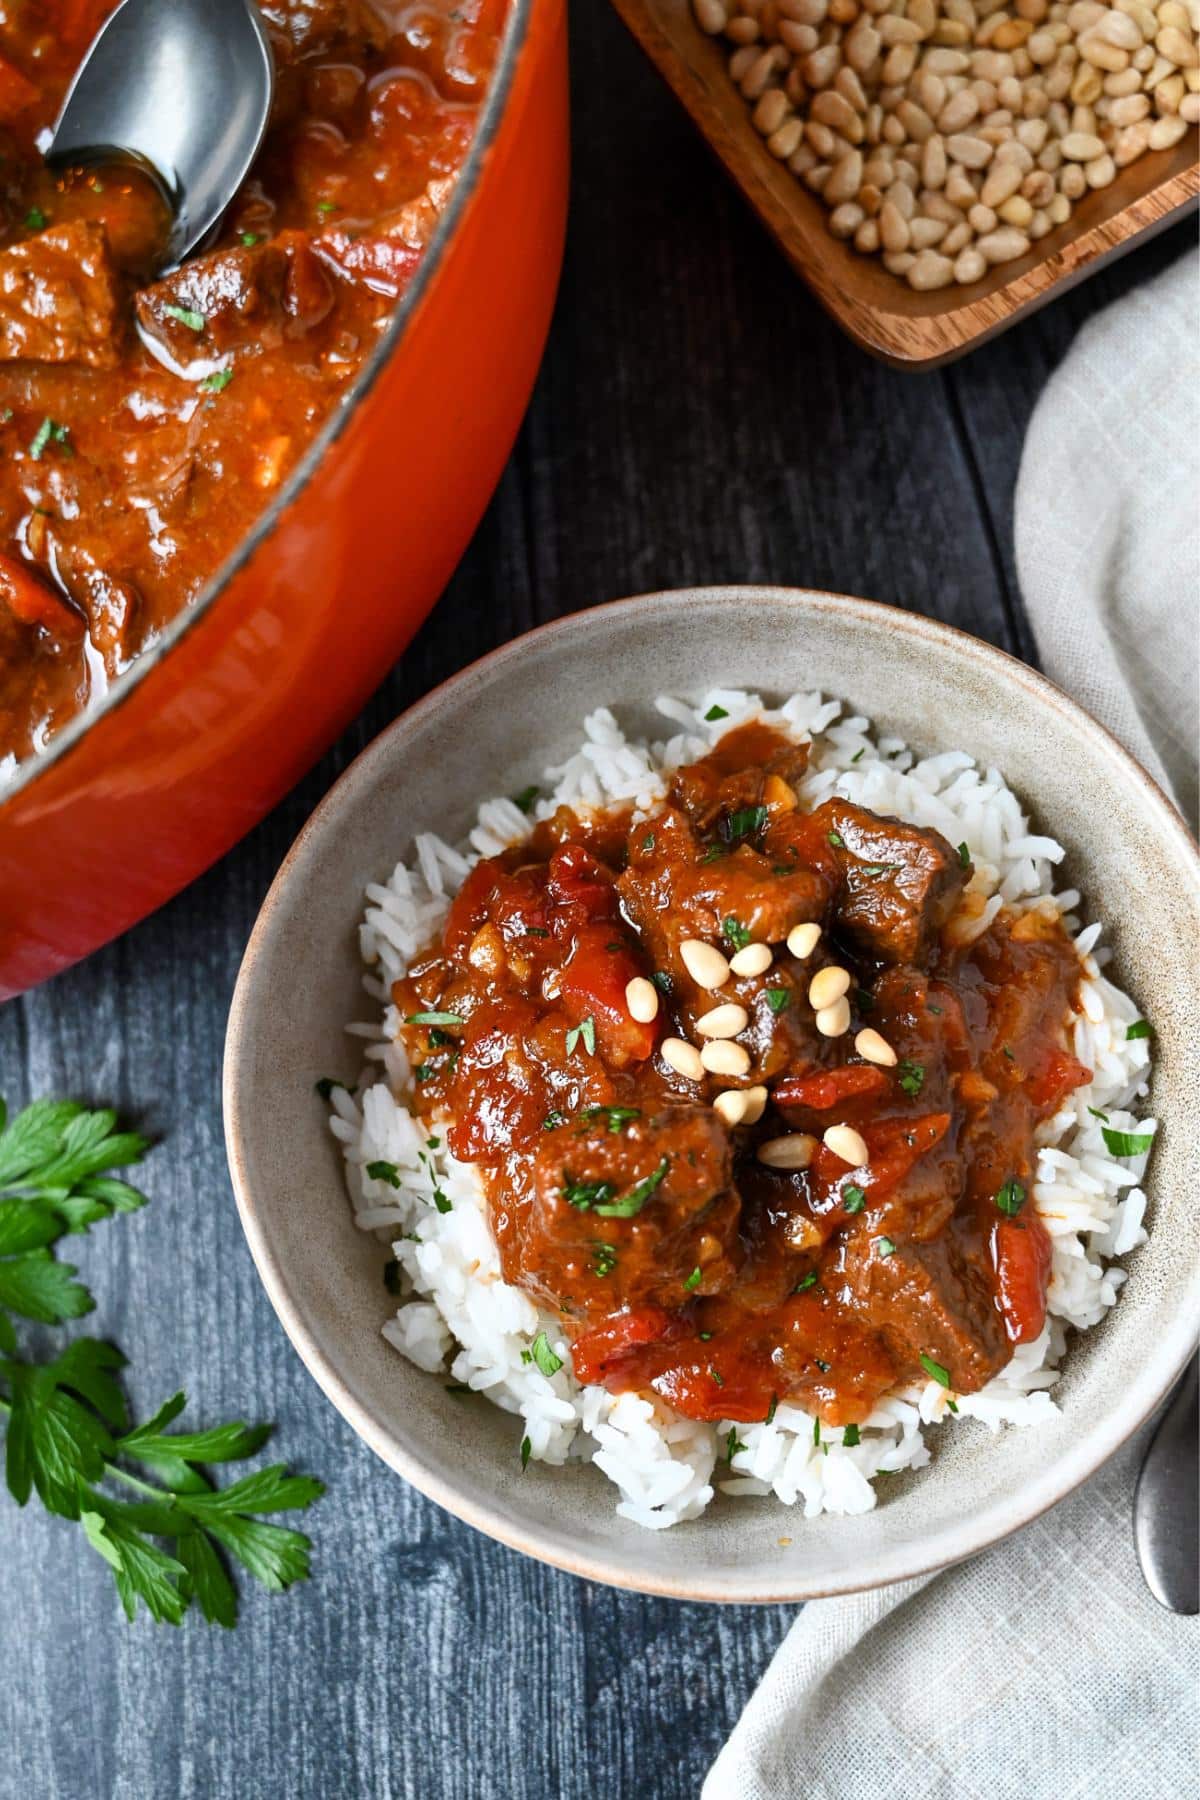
570, 1307, 672, 1386
1025, 1049, 1092, 1113
560, 922, 658, 1068
774, 1064, 890, 1112
992, 1214, 1052, 1344
0, 553, 85, 640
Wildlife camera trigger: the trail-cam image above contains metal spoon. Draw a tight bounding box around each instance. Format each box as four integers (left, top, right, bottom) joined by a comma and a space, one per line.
46, 0, 275, 272
1134, 1354, 1199, 1614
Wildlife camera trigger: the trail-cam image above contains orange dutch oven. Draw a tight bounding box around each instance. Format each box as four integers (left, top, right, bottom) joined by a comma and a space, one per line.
0, 0, 568, 1001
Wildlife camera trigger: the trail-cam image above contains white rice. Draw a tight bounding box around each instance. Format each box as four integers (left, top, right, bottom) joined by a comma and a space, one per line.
328, 690, 1155, 1530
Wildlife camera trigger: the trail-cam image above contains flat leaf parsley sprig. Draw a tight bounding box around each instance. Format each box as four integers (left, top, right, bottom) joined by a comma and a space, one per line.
0, 1097, 324, 1626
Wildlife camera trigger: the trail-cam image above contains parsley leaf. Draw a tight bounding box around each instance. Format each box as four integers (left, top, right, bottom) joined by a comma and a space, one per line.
594, 1157, 669, 1218
724, 1427, 747, 1463
406, 1010, 464, 1028
995, 1179, 1026, 1217
529, 1332, 563, 1378
201, 368, 234, 393
957, 842, 971, 867
897, 1060, 925, 1097
919, 1353, 951, 1388
723, 916, 751, 952
704, 704, 729, 721
1100, 1125, 1154, 1159
162, 303, 206, 333
722, 806, 768, 845
1125, 1020, 1151, 1041
876, 1236, 897, 1258
684, 1266, 702, 1292
520, 1435, 532, 1471
842, 1185, 866, 1214
766, 988, 790, 1014
565, 1017, 596, 1057
842, 1423, 861, 1447
511, 784, 539, 814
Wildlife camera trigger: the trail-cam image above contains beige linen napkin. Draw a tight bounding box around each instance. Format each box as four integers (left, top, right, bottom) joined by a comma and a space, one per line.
705, 252, 1200, 1800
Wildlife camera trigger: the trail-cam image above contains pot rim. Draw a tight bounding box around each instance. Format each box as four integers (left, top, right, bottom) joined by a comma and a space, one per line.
224, 584, 1200, 1602
0, 0, 534, 809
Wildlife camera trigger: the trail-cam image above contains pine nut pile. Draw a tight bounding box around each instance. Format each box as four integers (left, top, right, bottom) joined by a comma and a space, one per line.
692, 0, 1200, 290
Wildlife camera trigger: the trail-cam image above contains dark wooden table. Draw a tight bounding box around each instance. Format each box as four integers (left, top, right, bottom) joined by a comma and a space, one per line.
1, 10, 1191, 1798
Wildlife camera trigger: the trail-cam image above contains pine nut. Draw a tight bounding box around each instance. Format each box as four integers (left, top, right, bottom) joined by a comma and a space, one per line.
714, 1088, 748, 1126
626, 977, 660, 1023
831, 199, 866, 235
680, 939, 731, 990
696, 1002, 750, 1039
1157, 24, 1199, 65
825, 148, 865, 201
662, 1037, 705, 1081
908, 248, 956, 287
757, 1133, 818, 1169
855, 1027, 898, 1065
880, 198, 912, 249
1061, 127, 1106, 154
942, 220, 972, 252
1148, 109, 1190, 142
910, 216, 949, 248
1182, 91, 1200, 119
947, 131, 996, 164
787, 921, 822, 958
694, 0, 728, 31
999, 192, 1035, 222
808, 965, 852, 1009
976, 224, 1032, 259
823, 1124, 869, 1166
740, 1084, 769, 1124
1084, 150, 1117, 183
816, 996, 852, 1036
729, 942, 774, 977
701, 1039, 752, 1077
954, 245, 988, 281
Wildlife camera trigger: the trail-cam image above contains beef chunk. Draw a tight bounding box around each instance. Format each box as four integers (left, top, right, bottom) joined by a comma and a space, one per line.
522, 1103, 739, 1312
135, 235, 333, 364
839, 1219, 1009, 1393
0, 221, 122, 368
314, 178, 457, 298
814, 797, 970, 966
258, 0, 389, 60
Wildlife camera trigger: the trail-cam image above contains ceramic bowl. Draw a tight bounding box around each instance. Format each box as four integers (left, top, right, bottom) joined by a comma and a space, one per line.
223, 587, 1200, 1602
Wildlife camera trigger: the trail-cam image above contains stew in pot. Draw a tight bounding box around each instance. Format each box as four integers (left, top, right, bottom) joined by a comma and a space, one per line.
0, 0, 506, 770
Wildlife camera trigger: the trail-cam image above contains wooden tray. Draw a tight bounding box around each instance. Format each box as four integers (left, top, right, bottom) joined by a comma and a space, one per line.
610, 0, 1199, 367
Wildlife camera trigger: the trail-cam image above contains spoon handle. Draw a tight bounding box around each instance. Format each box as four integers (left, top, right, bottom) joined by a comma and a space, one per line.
1133, 1354, 1199, 1615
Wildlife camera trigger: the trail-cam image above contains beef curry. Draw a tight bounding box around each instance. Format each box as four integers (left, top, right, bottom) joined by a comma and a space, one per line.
396, 723, 1091, 1428
0, 0, 505, 768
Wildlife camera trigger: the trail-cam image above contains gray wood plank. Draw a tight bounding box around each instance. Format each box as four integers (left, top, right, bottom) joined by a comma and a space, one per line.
0, 6, 1184, 1797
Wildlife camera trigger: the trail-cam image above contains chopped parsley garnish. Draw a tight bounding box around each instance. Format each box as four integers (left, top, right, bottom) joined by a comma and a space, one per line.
815, 1359, 831, 1373
201, 368, 234, 393
591, 1243, 617, 1277
995, 1179, 1026, 1217
1003, 1046, 1015, 1061
704, 704, 729, 721
699, 1330, 713, 1342
414, 1064, 435, 1082
641, 832, 656, 852
723, 916, 751, 952
594, 1156, 669, 1218
766, 988, 790, 1014
366, 1160, 401, 1188
827, 830, 845, 849
511, 784, 539, 813
765, 1395, 777, 1424
163, 303, 206, 332
316, 199, 337, 215
897, 1060, 925, 1097
585, 1104, 641, 1134
1087, 1106, 1109, 1123
723, 805, 768, 844
1100, 1125, 1154, 1159
947, 1399, 959, 1414
1126, 1020, 1151, 1041
314, 1077, 345, 1101
843, 1185, 866, 1214
562, 1175, 616, 1211
650, 970, 673, 996
812, 1417, 821, 1446
708, 1366, 725, 1387
524, 926, 549, 938
850, 747, 866, 763
724, 1427, 747, 1463
876, 1236, 897, 1258
565, 1016, 596, 1057
29, 416, 69, 459
530, 1332, 563, 1377
927, 1003, 942, 1016
684, 1266, 703, 1292
794, 1270, 818, 1293
859, 863, 900, 876
957, 842, 970, 868
406, 1010, 464, 1028
702, 843, 727, 864
23, 206, 46, 230
842, 1423, 861, 1447
520, 1436, 532, 1470
919, 1353, 951, 1388
240, 231, 260, 247
383, 1258, 403, 1295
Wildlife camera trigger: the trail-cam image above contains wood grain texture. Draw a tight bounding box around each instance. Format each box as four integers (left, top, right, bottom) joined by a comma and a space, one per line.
0, 7, 1193, 1797
610, 0, 1199, 366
